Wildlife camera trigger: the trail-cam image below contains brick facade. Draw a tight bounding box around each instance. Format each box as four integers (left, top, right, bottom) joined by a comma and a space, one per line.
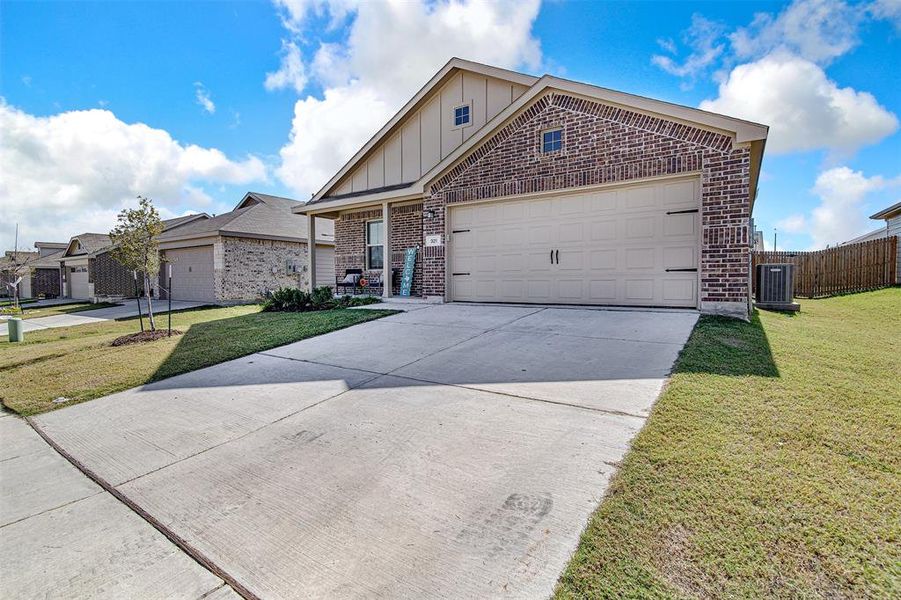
218, 236, 310, 301
331, 91, 753, 315
334, 203, 423, 296
90, 251, 135, 297
423, 92, 752, 313
31, 268, 61, 298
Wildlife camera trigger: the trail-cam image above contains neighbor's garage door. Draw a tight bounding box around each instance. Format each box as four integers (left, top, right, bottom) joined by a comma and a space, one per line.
449, 177, 699, 307
68, 269, 90, 299
165, 246, 215, 302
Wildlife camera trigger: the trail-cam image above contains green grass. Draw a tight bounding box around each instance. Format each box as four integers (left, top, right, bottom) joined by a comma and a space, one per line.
0, 305, 395, 416
556, 288, 901, 599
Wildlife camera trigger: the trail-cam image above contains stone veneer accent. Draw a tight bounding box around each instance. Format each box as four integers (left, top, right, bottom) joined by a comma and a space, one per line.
421, 92, 752, 315
218, 236, 310, 301
334, 203, 423, 296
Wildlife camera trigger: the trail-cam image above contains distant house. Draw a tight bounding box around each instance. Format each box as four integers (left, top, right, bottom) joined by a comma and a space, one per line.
1, 250, 39, 299
59, 214, 209, 300
30, 242, 67, 298
869, 201, 901, 284
156, 192, 335, 304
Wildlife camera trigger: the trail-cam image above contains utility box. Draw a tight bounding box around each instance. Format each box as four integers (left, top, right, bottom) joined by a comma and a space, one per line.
755, 263, 800, 311
7, 317, 24, 342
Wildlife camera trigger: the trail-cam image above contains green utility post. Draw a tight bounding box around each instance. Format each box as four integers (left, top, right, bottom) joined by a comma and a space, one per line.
7, 318, 24, 343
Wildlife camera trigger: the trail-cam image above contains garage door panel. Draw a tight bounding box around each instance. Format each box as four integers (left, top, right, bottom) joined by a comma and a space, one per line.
166, 246, 215, 302
664, 213, 697, 237
450, 178, 699, 307
663, 279, 696, 302
663, 180, 696, 205
589, 220, 617, 242
664, 246, 697, 270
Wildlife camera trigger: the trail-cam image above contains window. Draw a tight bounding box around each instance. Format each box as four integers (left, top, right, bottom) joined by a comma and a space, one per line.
366, 220, 384, 270
453, 104, 470, 127
542, 128, 562, 153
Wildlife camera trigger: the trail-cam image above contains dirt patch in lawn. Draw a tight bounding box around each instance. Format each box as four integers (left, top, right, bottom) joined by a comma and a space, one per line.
111, 330, 184, 346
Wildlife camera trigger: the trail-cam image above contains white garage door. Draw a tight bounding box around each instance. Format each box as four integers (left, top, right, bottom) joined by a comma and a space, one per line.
315, 245, 336, 287
166, 246, 215, 302
69, 269, 90, 299
449, 178, 700, 307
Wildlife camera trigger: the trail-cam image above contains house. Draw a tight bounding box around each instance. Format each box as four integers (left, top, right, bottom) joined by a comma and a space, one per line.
30, 242, 67, 298
294, 58, 768, 318
60, 214, 209, 300
869, 201, 901, 283
1, 250, 39, 299
156, 192, 335, 303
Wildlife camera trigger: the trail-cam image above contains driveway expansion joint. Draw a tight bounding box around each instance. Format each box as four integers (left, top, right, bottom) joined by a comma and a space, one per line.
25, 417, 254, 600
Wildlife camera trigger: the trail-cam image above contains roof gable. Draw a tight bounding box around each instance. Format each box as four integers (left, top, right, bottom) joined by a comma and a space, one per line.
297, 64, 768, 216
311, 58, 538, 202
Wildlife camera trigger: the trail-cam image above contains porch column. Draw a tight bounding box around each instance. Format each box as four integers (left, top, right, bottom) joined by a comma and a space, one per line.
382, 201, 392, 298
307, 213, 317, 292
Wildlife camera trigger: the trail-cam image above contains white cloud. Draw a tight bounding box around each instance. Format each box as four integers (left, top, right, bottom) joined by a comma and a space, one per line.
265, 40, 308, 93
700, 53, 898, 154
807, 167, 896, 247
0, 101, 266, 247
273, 0, 543, 198
869, 0, 901, 29
651, 14, 726, 84
194, 82, 216, 114
731, 0, 863, 65
776, 214, 808, 233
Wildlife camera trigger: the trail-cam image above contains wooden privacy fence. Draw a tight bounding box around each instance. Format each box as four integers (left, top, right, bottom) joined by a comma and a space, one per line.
752, 236, 898, 298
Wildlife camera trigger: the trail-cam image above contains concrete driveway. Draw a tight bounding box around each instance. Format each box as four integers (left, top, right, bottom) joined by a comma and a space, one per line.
0, 300, 206, 336
31, 304, 697, 598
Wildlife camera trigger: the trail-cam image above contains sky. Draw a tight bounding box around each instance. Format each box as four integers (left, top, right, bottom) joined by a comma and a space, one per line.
1, 0, 899, 252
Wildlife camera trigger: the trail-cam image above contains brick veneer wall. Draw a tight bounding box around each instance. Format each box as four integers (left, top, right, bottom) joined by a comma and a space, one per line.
219, 236, 309, 301
334, 204, 423, 295
31, 268, 61, 297
90, 251, 136, 297
423, 91, 752, 314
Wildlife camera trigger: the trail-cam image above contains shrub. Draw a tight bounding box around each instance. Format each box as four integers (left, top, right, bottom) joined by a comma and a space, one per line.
261, 287, 381, 312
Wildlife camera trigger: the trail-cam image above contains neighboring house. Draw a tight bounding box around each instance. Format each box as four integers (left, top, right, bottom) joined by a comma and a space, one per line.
753, 230, 765, 252
294, 58, 768, 318
869, 201, 901, 283
60, 214, 209, 300
156, 192, 335, 303
30, 242, 67, 298
1, 250, 40, 299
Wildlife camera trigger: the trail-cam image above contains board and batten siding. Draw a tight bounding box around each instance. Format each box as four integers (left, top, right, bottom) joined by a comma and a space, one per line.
334, 72, 529, 196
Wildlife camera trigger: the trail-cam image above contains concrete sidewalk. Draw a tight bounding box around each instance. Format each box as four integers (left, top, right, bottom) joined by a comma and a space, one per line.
0, 300, 206, 336
0, 412, 239, 600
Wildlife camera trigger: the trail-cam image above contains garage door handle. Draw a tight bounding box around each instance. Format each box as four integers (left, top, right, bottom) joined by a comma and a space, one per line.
452, 272, 470, 276
555, 249, 559, 264
550, 250, 554, 264
666, 209, 699, 215
665, 268, 698, 272
452, 229, 470, 233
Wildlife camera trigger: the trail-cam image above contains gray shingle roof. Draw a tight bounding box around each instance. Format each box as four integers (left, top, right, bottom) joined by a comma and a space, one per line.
158, 192, 334, 243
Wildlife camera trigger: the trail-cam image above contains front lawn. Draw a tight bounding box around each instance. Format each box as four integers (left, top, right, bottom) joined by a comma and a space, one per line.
557, 288, 900, 599
0, 305, 394, 416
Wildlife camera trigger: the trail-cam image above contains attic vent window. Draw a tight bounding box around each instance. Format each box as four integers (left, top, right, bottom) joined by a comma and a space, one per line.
542, 128, 562, 153
453, 104, 470, 127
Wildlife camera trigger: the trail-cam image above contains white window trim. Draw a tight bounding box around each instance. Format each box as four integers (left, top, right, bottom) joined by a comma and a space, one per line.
452, 101, 472, 130
540, 126, 563, 153
365, 219, 385, 270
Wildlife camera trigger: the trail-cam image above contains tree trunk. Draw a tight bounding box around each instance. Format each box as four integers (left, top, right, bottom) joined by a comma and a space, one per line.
144, 274, 156, 331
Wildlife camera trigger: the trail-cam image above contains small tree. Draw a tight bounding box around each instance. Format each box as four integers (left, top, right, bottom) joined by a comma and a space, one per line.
109, 196, 163, 330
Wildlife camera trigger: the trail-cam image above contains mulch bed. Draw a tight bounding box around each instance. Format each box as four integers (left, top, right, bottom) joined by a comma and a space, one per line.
111, 329, 183, 346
